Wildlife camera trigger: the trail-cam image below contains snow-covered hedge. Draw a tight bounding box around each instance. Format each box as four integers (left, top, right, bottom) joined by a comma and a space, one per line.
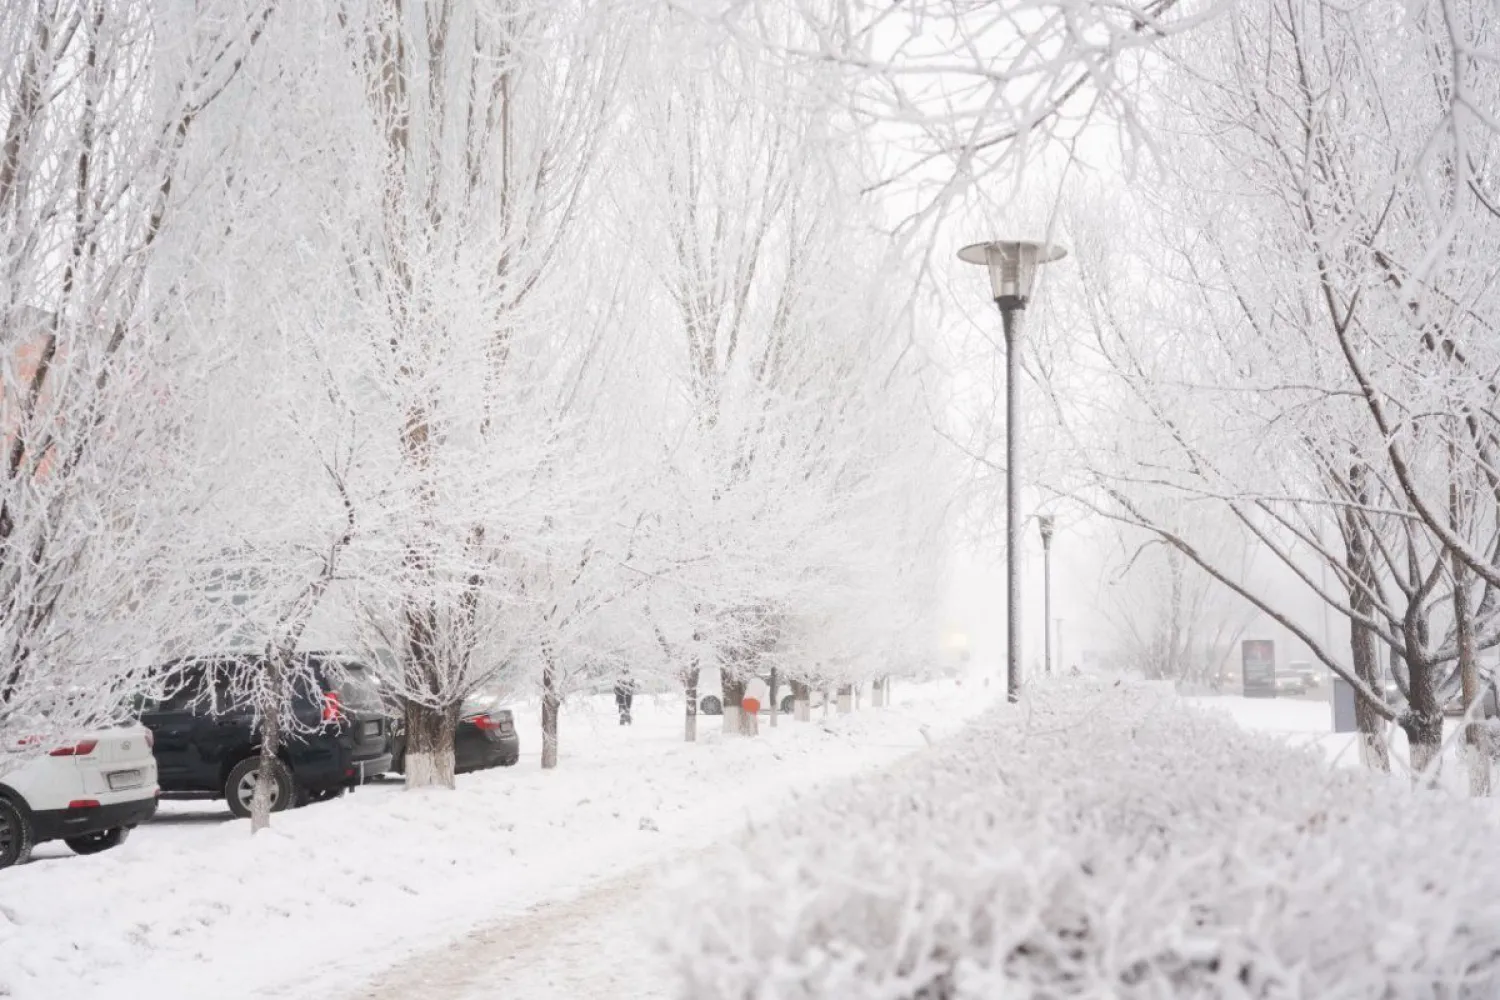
664, 679, 1500, 998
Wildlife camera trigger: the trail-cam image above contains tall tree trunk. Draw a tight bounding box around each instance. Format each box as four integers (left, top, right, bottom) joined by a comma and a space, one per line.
1450, 471, 1490, 794
1348, 616, 1390, 772
1403, 660, 1444, 779
1166, 549, 1184, 680
1454, 560, 1489, 795
721, 670, 745, 735
1344, 463, 1390, 771
251, 658, 285, 833
404, 699, 457, 789
403, 603, 458, 789
768, 667, 779, 728
683, 664, 699, 743
541, 651, 560, 769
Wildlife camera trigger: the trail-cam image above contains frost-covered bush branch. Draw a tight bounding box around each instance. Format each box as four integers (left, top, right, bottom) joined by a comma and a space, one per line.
666, 679, 1500, 998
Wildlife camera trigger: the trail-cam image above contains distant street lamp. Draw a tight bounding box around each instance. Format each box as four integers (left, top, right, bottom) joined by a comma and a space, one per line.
1039, 515, 1054, 677
958, 240, 1067, 703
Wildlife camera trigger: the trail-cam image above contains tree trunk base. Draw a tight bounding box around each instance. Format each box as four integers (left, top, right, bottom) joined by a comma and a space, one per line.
404, 700, 458, 790
541, 692, 560, 769
1466, 738, 1492, 797
405, 750, 456, 789
684, 668, 700, 742
721, 672, 746, 736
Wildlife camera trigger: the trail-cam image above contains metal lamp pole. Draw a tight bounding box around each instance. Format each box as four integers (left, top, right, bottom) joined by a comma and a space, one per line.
1039, 515, 1054, 677
958, 240, 1066, 703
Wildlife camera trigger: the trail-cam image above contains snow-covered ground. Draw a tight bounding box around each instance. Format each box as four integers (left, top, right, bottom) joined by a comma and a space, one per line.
1188, 688, 1478, 779
0, 679, 993, 1000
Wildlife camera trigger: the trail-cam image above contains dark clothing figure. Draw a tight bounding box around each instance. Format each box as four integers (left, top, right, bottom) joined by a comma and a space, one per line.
614, 674, 635, 725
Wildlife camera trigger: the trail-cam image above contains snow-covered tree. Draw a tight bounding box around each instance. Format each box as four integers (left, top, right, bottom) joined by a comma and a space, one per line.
0, 0, 273, 753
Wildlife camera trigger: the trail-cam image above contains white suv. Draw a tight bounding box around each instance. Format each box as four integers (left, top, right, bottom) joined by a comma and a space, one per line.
0, 725, 159, 868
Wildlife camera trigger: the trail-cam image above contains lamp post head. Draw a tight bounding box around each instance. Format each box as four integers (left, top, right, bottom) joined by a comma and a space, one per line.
958, 240, 1067, 312
1038, 514, 1054, 548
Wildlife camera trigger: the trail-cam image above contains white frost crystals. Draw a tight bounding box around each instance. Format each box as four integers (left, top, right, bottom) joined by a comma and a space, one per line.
665, 680, 1500, 999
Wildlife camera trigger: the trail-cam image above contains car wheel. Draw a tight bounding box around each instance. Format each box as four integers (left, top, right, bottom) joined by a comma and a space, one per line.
780, 694, 795, 714
499, 755, 519, 767
0, 797, 33, 869
225, 757, 294, 820
700, 695, 722, 716
65, 826, 129, 856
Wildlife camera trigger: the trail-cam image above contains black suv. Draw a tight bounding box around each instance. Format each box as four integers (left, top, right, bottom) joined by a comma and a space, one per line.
137, 654, 392, 818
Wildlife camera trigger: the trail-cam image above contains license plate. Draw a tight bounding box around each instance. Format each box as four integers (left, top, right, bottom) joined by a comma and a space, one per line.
362, 720, 381, 737
108, 769, 143, 790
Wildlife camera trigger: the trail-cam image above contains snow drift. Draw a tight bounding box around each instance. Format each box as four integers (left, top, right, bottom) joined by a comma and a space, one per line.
664, 679, 1500, 998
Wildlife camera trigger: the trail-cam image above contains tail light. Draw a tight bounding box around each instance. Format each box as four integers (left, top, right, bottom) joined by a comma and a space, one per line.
322, 691, 343, 723
67, 799, 100, 809
472, 714, 501, 731
50, 739, 98, 757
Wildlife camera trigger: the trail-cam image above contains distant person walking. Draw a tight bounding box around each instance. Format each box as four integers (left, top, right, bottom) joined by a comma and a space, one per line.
614, 671, 635, 726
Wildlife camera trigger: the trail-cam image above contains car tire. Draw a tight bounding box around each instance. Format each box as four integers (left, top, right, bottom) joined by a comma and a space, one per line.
780, 694, 795, 714
700, 695, 723, 716
225, 757, 294, 820
499, 754, 519, 767
0, 797, 34, 869
65, 826, 130, 856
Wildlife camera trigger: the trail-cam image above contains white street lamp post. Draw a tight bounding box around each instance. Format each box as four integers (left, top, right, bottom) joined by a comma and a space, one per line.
1039, 515, 1054, 677
958, 240, 1067, 703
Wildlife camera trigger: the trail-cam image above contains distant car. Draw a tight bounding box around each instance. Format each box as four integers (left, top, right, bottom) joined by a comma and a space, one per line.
1286, 661, 1321, 689
696, 674, 798, 716
137, 654, 392, 819
386, 691, 519, 775
0, 725, 158, 869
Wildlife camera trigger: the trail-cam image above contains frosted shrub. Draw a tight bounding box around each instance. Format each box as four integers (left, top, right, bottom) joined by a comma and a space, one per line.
664, 679, 1500, 999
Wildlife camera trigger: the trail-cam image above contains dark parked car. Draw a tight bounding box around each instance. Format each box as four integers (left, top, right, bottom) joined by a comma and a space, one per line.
137, 654, 393, 818
387, 692, 519, 775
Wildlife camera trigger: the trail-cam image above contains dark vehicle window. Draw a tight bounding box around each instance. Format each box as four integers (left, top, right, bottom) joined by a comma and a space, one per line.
149, 665, 209, 714
207, 660, 258, 715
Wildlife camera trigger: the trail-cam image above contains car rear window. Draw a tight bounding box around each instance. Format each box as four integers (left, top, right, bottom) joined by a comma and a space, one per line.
461, 691, 504, 716
326, 663, 386, 715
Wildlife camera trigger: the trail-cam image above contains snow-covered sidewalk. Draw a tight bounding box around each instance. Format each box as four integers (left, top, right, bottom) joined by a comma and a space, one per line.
0, 680, 990, 1000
